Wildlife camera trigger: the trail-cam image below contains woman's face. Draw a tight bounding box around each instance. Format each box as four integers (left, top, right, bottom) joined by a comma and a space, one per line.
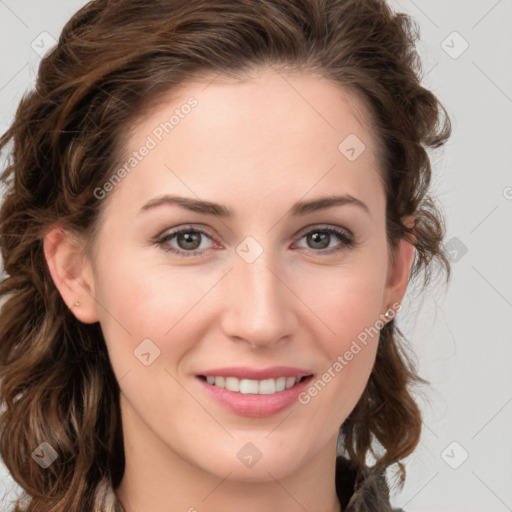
47, 67, 413, 484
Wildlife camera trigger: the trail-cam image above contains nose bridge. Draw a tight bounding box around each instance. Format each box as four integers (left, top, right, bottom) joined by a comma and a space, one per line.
220, 248, 292, 347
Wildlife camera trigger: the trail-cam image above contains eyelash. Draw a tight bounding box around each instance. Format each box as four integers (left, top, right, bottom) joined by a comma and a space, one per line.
154, 225, 356, 258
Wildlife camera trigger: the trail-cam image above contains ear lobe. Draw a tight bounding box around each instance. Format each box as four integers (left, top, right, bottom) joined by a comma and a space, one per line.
43, 226, 99, 324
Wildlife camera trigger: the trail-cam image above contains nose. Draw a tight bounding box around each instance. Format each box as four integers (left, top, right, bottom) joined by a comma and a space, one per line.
219, 251, 296, 349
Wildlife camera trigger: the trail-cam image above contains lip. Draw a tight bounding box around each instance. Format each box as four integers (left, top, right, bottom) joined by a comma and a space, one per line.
195, 368, 315, 418
196, 366, 313, 380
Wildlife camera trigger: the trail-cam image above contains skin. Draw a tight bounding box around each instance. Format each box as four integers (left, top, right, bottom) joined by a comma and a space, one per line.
44, 67, 415, 512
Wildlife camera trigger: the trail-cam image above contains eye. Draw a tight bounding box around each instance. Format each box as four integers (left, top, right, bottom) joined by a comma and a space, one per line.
293, 226, 355, 254
155, 227, 217, 257
154, 224, 356, 258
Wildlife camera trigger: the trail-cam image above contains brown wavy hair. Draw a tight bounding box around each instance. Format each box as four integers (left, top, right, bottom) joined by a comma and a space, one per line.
0, 0, 451, 510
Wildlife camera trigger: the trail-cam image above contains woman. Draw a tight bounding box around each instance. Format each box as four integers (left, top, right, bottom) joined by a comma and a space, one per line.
0, 0, 451, 511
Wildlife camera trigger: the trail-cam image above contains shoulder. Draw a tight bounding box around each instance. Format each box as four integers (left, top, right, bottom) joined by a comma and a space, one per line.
335, 456, 405, 512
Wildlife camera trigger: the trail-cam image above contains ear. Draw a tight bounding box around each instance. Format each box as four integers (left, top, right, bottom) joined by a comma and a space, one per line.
43, 226, 100, 324
382, 216, 416, 311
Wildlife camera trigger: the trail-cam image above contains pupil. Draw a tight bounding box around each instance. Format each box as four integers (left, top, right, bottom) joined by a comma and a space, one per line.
178, 232, 200, 250
308, 232, 329, 249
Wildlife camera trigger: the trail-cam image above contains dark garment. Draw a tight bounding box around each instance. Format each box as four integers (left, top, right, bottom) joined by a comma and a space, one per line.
335, 457, 404, 512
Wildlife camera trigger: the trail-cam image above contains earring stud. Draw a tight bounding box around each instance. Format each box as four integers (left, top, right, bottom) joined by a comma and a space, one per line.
73, 301, 80, 307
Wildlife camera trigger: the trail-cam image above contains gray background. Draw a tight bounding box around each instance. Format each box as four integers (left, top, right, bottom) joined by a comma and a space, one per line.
1, 1, 511, 510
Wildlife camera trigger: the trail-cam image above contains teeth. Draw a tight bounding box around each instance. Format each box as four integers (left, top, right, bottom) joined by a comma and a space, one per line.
275, 377, 286, 392
204, 375, 304, 394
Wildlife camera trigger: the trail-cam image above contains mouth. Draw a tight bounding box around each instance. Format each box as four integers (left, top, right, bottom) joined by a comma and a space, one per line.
196, 374, 314, 395
196, 372, 315, 417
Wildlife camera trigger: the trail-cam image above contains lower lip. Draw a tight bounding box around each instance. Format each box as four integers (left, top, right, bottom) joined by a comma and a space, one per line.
196, 375, 314, 418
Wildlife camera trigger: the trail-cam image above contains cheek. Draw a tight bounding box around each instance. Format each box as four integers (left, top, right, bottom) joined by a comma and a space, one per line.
92, 252, 208, 378
297, 262, 386, 351
95, 244, 204, 329
293, 256, 386, 410
320, 285, 381, 393
298, 274, 383, 428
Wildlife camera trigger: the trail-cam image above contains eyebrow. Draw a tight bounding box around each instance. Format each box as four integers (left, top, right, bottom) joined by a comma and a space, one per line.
137, 193, 370, 217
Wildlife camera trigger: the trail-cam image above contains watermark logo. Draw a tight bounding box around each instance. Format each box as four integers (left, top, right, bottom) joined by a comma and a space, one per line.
338, 134, 366, 162
31, 32, 57, 58
236, 236, 264, 264
441, 441, 469, 469
133, 338, 161, 366
445, 236, 468, 263
441, 31, 469, 60
31, 442, 58, 468
237, 442, 263, 468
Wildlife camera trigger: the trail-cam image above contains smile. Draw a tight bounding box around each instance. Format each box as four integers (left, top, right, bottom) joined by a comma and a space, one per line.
196, 373, 315, 418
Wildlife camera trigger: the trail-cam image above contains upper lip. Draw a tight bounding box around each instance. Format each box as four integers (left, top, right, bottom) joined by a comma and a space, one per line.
197, 366, 314, 380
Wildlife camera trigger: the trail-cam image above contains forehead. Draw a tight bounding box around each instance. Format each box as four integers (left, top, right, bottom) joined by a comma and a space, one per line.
100, 68, 385, 225
127, 67, 379, 159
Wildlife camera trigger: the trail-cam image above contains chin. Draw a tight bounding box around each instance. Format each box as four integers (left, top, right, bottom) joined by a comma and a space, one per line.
197, 438, 309, 483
